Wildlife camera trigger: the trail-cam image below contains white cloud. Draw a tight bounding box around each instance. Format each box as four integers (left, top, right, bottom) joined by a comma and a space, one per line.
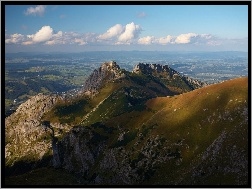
5, 33, 25, 44
74, 38, 87, 45
25, 5, 46, 16
32, 26, 53, 43
55, 31, 63, 37
117, 22, 142, 44
45, 31, 96, 46
137, 33, 217, 46
22, 41, 34, 45
98, 24, 123, 40
45, 31, 63, 45
200, 34, 212, 40
21, 26, 53, 45
157, 35, 174, 45
138, 36, 155, 45
175, 33, 198, 44
7, 22, 227, 49
84, 33, 97, 43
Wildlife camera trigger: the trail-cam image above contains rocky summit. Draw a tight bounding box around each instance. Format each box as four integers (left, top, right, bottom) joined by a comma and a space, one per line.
5, 62, 248, 186
83, 61, 125, 95
133, 63, 207, 90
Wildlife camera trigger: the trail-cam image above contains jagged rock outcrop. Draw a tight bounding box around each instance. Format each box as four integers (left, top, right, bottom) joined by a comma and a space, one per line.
133, 63, 207, 90
83, 61, 125, 95
52, 125, 181, 184
5, 93, 72, 166
52, 126, 108, 175
133, 63, 175, 75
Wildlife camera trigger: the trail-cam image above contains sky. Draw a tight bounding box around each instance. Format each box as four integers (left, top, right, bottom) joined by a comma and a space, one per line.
5, 4, 249, 53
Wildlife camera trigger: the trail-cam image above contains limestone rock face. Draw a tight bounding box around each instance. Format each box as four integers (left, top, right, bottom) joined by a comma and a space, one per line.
133, 63, 207, 90
52, 126, 108, 175
5, 94, 62, 166
83, 61, 125, 95
133, 63, 176, 75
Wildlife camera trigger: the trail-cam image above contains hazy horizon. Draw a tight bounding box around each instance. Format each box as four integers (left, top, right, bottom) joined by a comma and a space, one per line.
5, 4, 248, 53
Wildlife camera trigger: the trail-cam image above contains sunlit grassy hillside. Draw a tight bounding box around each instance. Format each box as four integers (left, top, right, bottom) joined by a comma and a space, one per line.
5, 77, 248, 185
102, 77, 248, 185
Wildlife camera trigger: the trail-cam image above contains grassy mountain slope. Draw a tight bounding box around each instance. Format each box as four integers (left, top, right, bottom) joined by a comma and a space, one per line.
42, 62, 206, 127
143, 77, 248, 184
5, 61, 248, 185
101, 77, 248, 185
42, 69, 178, 126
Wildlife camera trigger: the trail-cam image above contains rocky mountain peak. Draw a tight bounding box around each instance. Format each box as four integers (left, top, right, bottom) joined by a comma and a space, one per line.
133, 63, 206, 90
83, 61, 125, 95
100, 61, 120, 71
133, 63, 177, 76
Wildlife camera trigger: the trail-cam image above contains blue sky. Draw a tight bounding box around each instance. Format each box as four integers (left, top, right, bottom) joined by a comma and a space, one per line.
5, 5, 248, 52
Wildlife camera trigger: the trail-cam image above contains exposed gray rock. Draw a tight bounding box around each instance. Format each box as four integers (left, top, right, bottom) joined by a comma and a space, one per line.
133, 63, 207, 89
5, 93, 71, 166
53, 126, 108, 176
83, 61, 125, 95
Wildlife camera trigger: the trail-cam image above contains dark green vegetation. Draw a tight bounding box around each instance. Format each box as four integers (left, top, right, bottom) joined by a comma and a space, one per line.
5, 61, 248, 186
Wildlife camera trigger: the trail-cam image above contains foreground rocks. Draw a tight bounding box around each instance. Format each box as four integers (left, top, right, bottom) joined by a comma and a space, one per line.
5, 93, 71, 167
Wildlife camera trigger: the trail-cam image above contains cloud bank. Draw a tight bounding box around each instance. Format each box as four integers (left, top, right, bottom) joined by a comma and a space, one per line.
5, 22, 245, 50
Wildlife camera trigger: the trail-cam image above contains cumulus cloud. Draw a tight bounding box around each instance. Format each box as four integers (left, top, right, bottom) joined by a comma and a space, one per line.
45, 31, 63, 45
74, 38, 87, 45
157, 35, 174, 45
6, 22, 225, 49
22, 26, 53, 45
117, 22, 142, 44
5, 33, 25, 44
137, 33, 217, 46
138, 36, 155, 45
97, 22, 142, 45
33, 26, 53, 43
98, 24, 123, 40
45, 31, 96, 46
24, 5, 46, 16
175, 33, 198, 44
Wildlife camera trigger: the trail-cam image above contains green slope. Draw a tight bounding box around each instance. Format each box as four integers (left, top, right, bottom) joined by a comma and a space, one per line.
5, 58, 248, 187
5, 77, 248, 185
102, 77, 248, 185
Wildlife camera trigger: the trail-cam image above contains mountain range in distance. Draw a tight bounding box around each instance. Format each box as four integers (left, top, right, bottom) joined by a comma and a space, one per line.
4, 61, 249, 186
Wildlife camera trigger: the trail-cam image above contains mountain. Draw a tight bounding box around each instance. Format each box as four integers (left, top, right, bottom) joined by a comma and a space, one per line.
4, 62, 248, 186
132, 63, 206, 93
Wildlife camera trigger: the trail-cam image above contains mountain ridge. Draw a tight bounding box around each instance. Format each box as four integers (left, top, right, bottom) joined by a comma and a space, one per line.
5, 61, 248, 185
